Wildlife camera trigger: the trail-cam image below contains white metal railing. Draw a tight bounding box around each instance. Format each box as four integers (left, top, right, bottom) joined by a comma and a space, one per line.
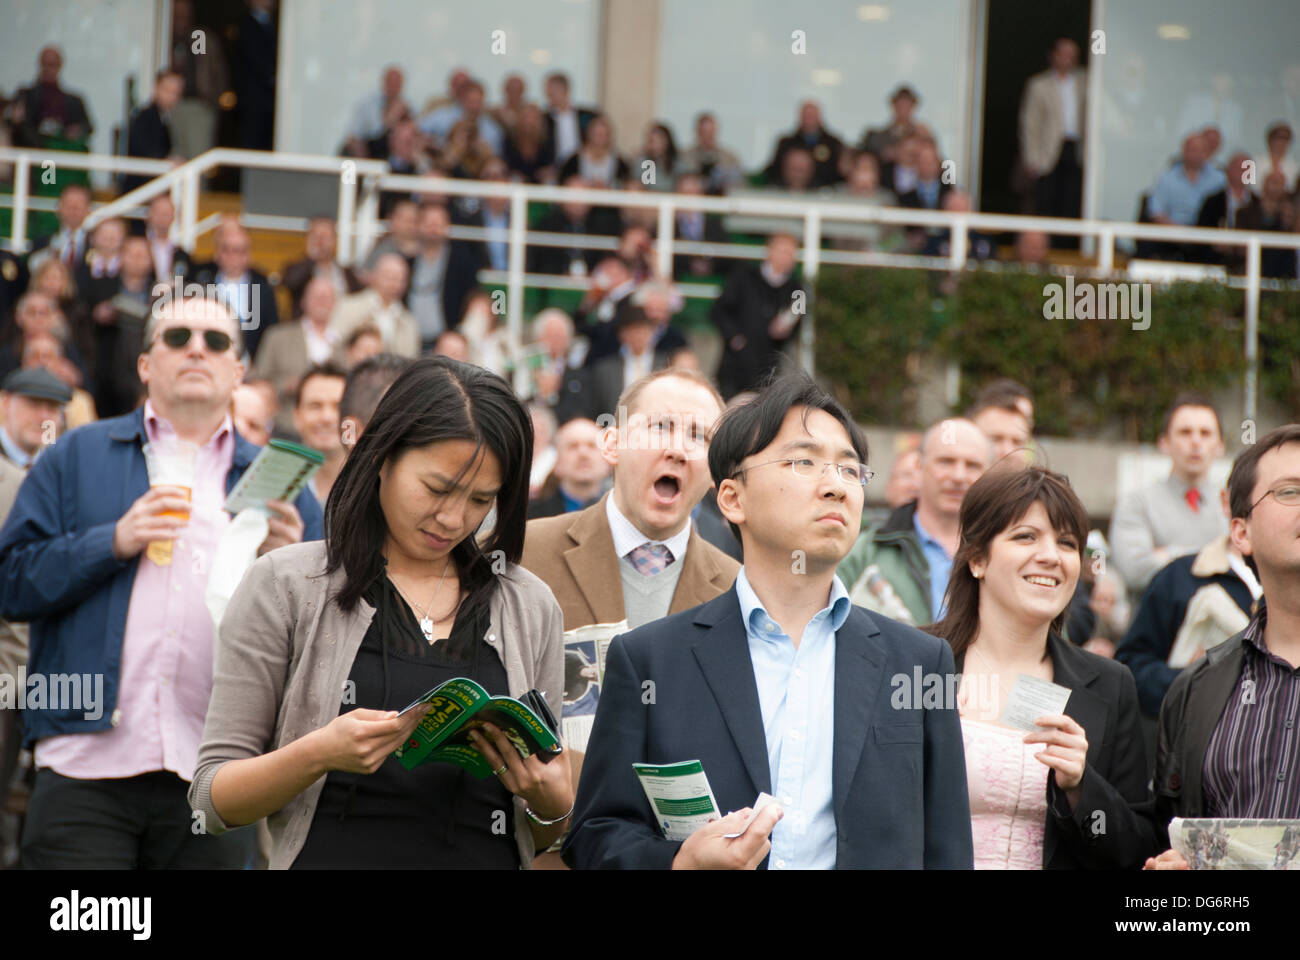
0, 148, 173, 249
376, 172, 1300, 415
5, 146, 1300, 417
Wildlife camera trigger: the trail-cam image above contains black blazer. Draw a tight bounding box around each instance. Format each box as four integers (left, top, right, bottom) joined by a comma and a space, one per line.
189, 265, 280, 359
544, 107, 598, 153
562, 587, 975, 869
959, 632, 1160, 869
527, 208, 621, 276
898, 182, 955, 210
578, 348, 672, 422
400, 241, 483, 335
710, 263, 804, 399
123, 104, 172, 193
280, 259, 363, 315
1145, 631, 1251, 846
672, 212, 732, 280
1196, 189, 1259, 231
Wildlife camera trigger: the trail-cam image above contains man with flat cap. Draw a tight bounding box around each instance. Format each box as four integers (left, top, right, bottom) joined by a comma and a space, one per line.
0, 369, 67, 813
0, 367, 72, 471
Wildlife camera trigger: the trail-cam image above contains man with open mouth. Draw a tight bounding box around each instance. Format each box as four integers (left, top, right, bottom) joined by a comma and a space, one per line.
521, 368, 740, 869
522, 367, 740, 633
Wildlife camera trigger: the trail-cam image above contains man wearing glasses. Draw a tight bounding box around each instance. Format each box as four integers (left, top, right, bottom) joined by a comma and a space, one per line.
0, 296, 322, 868
1146, 425, 1300, 868
564, 373, 973, 869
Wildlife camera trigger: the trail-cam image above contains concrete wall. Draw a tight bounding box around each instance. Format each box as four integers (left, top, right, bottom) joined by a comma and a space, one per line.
599, 0, 661, 156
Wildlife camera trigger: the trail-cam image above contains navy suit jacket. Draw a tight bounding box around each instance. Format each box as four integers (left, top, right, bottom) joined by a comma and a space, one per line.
562, 587, 975, 869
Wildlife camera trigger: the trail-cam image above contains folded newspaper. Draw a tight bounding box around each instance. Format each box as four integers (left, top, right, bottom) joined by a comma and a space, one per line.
561, 620, 625, 753
1169, 818, 1300, 870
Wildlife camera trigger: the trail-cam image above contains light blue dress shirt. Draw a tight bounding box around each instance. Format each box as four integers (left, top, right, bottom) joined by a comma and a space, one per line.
417, 104, 505, 155
735, 567, 850, 870
483, 209, 510, 272
0, 426, 33, 469
1147, 163, 1227, 226
913, 513, 953, 621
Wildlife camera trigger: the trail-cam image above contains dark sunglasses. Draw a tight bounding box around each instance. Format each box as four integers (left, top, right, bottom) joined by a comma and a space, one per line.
156, 327, 234, 352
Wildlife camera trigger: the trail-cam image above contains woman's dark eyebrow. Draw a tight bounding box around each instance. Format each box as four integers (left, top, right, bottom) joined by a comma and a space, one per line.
424, 471, 501, 498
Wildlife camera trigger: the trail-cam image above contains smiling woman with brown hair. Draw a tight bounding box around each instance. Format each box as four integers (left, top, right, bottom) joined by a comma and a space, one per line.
189, 356, 570, 868
924, 465, 1159, 870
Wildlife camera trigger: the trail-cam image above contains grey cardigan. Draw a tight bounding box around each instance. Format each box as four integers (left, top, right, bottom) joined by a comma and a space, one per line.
188, 540, 564, 869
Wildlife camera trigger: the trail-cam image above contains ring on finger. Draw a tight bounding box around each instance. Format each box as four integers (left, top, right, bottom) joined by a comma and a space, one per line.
492, 764, 508, 776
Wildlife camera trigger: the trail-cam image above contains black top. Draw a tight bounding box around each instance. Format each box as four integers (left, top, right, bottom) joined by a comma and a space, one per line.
292, 573, 519, 869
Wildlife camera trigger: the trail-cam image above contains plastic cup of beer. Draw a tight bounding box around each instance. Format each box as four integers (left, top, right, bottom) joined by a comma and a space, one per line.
141, 440, 198, 565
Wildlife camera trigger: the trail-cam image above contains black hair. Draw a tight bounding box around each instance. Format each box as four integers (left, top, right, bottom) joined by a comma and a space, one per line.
339, 353, 410, 425
1160, 391, 1223, 439
325, 357, 533, 619
923, 465, 1089, 660
1227, 424, 1300, 520
967, 378, 1034, 425
708, 371, 868, 541
294, 361, 347, 409
648, 122, 678, 170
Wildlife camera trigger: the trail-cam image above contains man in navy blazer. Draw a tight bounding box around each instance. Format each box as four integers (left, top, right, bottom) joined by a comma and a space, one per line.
563, 374, 973, 869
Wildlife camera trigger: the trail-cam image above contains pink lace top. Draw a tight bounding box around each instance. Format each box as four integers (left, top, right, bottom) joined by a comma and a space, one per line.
961, 718, 1048, 870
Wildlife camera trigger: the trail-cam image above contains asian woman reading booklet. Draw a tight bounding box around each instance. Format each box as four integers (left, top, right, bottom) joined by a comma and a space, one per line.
188, 357, 571, 868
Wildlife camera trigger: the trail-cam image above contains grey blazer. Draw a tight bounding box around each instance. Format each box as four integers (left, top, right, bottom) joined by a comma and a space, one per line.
188, 540, 564, 868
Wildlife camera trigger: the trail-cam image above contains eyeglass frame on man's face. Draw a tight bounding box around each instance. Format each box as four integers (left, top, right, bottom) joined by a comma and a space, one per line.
152, 325, 235, 353
1247, 482, 1300, 515
730, 456, 875, 487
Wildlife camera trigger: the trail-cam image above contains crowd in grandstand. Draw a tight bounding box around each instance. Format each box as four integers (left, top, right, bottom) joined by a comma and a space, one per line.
0, 19, 1298, 874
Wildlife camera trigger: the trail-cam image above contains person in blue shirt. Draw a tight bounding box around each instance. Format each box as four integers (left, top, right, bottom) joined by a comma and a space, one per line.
1145, 133, 1228, 261
564, 373, 973, 869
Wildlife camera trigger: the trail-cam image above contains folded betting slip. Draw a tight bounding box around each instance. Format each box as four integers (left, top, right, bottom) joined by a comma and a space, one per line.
998, 674, 1073, 732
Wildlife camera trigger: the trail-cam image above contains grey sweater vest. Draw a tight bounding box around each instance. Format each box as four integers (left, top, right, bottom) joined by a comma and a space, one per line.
619, 553, 686, 629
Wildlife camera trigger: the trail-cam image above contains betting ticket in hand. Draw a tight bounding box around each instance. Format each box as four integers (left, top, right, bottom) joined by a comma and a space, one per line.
723, 792, 783, 838
998, 674, 1072, 732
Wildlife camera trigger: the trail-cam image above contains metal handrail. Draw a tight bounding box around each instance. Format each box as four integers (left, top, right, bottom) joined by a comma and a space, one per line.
0, 148, 173, 252
4, 146, 1296, 417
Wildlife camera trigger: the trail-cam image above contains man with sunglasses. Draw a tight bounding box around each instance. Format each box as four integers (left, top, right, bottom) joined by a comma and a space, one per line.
564, 374, 973, 869
1146, 425, 1300, 868
0, 296, 323, 869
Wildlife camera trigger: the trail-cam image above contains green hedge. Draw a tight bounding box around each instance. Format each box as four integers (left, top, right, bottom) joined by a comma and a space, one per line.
815, 266, 1300, 440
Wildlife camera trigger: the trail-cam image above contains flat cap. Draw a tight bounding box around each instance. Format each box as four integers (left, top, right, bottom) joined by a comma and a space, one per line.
2, 367, 73, 404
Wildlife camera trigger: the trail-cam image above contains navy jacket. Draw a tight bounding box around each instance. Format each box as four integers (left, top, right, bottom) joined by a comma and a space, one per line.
0, 407, 324, 747
562, 587, 975, 869
1115, 553, 1254, 718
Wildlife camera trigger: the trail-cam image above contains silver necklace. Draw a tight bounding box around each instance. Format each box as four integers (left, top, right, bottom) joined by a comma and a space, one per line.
391, 562, 453, 644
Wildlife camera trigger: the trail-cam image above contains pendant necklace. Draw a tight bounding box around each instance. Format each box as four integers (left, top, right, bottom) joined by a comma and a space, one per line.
392, 561, 453, 644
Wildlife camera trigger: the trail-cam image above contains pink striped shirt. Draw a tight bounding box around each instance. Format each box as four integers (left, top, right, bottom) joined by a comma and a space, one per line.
35, 402, 235, 781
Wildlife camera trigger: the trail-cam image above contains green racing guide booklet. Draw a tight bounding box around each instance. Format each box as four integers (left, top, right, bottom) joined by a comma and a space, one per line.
391, 677, 562, 778
223, 438, 325, 514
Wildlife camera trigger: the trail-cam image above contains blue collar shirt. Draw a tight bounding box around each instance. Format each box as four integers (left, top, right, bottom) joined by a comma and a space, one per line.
913, 512, 953, 620
1148, 163, 1228, 226
735, 566, 850, 870
0, 427, 33, 469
